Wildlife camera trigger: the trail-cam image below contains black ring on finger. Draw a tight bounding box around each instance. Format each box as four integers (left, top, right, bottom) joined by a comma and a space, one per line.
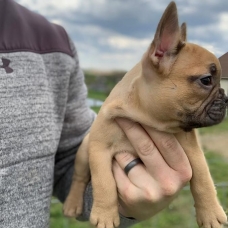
124, 158, 143, 176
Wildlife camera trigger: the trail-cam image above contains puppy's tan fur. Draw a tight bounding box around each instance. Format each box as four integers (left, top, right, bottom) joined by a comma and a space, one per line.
64, 2, 227, 228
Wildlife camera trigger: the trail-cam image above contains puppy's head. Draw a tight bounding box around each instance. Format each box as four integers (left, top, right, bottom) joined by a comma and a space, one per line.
141, 1, 228, 132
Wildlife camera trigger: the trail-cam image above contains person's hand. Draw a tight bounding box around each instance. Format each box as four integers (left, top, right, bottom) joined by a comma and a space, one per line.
113, 118, 192, 220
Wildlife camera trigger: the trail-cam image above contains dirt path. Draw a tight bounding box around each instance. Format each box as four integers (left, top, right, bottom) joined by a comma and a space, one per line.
200, 132, 228, 158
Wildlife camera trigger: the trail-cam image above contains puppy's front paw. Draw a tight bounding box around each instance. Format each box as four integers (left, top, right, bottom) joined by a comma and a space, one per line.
90, 205, 120, 228
63, 180, 87, 218
196, 204, 227, 228
63, 196, 83, 218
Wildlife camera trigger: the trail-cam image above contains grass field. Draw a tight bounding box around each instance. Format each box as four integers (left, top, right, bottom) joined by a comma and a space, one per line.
199, 117, 228, 135
88, 90, 107, 102
50, 90, 228, 228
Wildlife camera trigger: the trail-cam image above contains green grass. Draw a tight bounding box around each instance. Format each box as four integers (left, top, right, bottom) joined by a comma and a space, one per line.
87, 90, 107, 101
199, 116, 228, 135
205, 151, 228, 182
50, 202, 91, 228
90, 106, 101, 113
88, 90, 104, 113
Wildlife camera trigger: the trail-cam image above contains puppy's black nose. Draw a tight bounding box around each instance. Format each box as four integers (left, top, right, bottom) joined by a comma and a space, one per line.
225, 96, 228, 104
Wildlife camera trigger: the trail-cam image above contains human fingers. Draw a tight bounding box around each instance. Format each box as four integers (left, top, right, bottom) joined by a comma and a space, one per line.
114, 152, 156, 188
112, 156, 132, 189
143, 125, 192, 179
112, 159, 146, 218
114, 153, 177, 220
115, 118, 171, 177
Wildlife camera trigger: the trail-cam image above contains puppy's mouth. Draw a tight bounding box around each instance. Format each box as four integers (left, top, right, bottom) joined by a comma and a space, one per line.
207, 98, 228, 122
180, 92, 228, 132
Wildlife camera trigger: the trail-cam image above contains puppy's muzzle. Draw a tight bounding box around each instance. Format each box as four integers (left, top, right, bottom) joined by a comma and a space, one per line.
207, 88, 228, 122
208, 99, 227, 121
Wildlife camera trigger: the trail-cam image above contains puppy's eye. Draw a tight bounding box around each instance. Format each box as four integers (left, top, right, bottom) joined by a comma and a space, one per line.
200, 76, 212, 86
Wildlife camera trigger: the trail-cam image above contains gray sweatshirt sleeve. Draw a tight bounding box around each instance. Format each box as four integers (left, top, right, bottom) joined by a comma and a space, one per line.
53, 38, 138, 227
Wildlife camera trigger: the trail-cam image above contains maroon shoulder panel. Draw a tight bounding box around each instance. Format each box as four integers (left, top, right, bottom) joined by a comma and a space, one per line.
0, 0, 73, 57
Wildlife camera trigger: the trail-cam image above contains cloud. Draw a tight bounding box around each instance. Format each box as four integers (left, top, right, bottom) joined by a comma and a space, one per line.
100, 36, 151, 51
15, 0, 228, 70
218, 13, 228, 41
17, 0, 81, 14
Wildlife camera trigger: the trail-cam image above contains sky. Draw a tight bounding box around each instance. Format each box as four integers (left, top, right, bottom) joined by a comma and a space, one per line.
16, 0, 228, 71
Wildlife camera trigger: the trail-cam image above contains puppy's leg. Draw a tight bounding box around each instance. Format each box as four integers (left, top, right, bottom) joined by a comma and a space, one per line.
89, 141, 120, 228
63, 134, 90, 218
175, 130, 227, 228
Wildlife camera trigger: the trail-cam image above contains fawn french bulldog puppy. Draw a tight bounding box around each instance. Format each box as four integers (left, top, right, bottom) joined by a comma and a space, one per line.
64, 2, 228, 228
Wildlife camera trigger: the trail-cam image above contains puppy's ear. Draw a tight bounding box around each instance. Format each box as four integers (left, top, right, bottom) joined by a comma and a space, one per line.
180, 22, 187, 42
149, 2, 185, 71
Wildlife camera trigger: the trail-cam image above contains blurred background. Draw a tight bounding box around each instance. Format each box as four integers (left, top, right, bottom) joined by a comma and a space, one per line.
15, 0, 228, 227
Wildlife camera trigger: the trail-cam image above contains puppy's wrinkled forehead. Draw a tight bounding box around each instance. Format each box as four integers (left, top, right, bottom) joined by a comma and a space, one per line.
174, 43, 221, 80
